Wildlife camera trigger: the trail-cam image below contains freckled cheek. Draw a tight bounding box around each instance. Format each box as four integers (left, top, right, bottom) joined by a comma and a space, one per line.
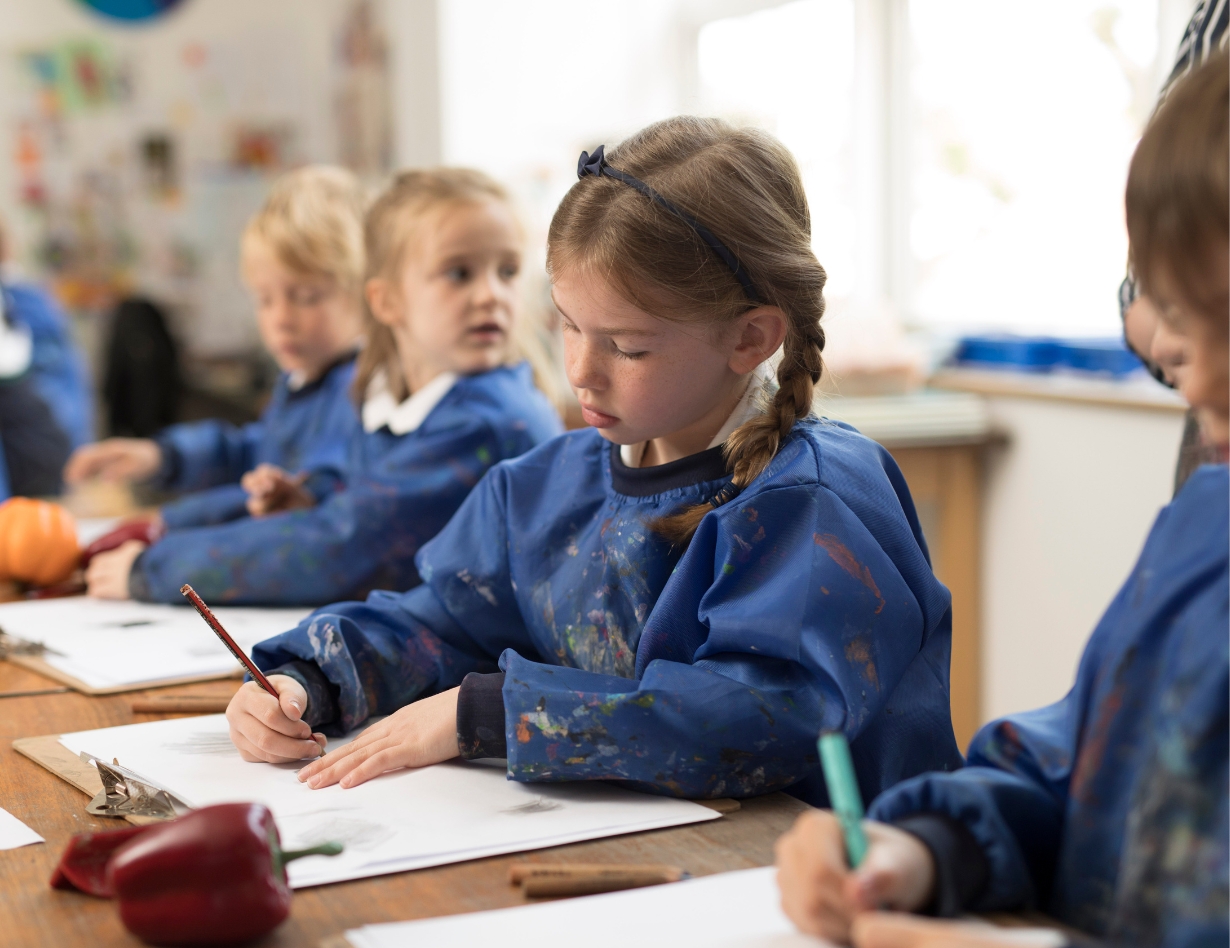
611, 361, 702, 429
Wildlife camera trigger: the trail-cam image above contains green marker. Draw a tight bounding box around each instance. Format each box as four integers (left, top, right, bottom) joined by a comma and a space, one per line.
818, 731, 868, 867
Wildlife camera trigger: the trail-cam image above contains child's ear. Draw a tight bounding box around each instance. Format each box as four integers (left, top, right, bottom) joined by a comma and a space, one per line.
729, 306, 788, 374
365, 277, 403, 329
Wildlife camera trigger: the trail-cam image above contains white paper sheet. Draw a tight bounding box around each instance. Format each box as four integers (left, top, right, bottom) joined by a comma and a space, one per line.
0, 806, 44, 850
58, 715, 720, 888
346, 866, 828, 948
0, 598, 308, 689
75, 517, 123, 548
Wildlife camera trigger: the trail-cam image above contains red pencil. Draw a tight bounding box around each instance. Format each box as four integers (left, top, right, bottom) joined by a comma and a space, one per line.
180, 584, 277, 697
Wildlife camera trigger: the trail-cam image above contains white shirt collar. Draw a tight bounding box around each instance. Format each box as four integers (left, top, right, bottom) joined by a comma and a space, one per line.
362, 370, 458, 435
619, 363, 772, 468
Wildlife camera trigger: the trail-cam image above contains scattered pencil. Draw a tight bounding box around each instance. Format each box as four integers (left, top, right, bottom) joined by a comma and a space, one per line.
507, 862, 688, 898
130, 695, 233, 714
0, 686, 72, 699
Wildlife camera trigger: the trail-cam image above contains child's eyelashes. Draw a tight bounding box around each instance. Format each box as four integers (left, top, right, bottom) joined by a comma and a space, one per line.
442, 262, 520, 284
614, 346, 648, 360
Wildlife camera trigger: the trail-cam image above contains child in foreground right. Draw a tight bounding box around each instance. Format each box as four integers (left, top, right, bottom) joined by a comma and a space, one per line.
775, 51, 1229, 948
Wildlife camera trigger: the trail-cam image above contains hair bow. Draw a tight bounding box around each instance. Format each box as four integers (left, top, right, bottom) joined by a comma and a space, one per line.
577, 145, 608, 180
570, 143, 764, 304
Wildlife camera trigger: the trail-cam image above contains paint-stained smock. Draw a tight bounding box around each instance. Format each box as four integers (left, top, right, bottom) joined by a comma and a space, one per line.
157, 354, 359, 530
870, 464, 1229, 947
130, 363, 562, 606
253, 418, 963, 804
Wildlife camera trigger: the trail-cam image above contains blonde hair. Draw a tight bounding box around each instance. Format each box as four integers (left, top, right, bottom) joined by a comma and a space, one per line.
547, 116, 827, 546
242, 165, 367, 293
353, 167, 554, 405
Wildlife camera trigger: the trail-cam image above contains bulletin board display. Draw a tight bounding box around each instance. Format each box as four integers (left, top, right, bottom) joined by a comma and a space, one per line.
1, 0, 391, 360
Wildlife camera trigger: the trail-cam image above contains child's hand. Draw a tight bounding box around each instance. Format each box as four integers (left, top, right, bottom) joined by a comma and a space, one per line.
226, 677, 327, 763
241, 464, 316, 517
64, 438, 162, 485
851, 913, 1067, 948
84, 540, 147, 599
775, 810, 936, 943
297, 687, 461, 790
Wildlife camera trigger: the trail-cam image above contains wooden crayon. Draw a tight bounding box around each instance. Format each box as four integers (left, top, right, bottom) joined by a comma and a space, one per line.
508, 862, 687, 897
129, 695, 233, 714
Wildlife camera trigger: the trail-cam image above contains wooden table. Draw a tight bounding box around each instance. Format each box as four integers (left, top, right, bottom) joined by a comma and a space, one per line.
0, 660, 811, 948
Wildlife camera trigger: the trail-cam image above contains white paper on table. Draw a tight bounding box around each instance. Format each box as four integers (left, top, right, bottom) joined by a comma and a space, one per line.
0, 598, 308, 689
0, 806, 44, 850
347, 866, 830, 948
58, 715, 720, 888
75, 517, 123, 548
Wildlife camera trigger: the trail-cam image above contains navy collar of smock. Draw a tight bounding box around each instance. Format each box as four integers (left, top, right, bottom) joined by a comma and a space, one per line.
608, 441, 729, 497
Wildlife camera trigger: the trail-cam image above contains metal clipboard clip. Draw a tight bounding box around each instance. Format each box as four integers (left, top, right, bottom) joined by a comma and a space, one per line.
80, 752, 193, 820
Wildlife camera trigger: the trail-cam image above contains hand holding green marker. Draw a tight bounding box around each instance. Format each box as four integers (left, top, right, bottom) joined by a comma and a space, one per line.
818, 731, 868, 867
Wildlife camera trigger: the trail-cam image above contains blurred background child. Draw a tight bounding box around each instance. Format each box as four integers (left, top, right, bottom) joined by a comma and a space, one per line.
65, 165, 366, 531
86, 167, 561, 605
775, 51, 1229, 948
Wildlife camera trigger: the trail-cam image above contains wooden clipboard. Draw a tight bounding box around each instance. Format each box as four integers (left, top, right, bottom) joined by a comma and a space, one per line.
4, 653, 244, 696
13, 733, 162, 826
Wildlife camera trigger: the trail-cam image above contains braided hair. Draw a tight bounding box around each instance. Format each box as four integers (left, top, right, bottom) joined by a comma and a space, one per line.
548, 116, 827, 545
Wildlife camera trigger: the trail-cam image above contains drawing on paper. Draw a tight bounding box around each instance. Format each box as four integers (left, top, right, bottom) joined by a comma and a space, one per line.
501, 797, 563, 816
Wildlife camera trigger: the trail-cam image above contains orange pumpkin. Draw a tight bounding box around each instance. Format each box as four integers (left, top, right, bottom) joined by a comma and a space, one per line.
0, 498, 80, 587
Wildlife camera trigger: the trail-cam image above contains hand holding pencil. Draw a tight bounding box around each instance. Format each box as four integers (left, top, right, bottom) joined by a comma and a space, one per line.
180, 584, 326, 763
774, 733, 937, 943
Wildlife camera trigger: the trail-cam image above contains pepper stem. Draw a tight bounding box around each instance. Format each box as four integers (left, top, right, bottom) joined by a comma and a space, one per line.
272, 839, 344, 881
281, 842, 344, 862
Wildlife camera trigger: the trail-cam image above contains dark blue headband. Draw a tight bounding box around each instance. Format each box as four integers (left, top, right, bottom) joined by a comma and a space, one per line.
577, 145, 764, 305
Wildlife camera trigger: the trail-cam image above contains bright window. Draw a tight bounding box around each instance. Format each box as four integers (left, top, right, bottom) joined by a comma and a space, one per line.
441, 0, 1180, 337
698, 1, 858, 298
909, 0, 1164, 335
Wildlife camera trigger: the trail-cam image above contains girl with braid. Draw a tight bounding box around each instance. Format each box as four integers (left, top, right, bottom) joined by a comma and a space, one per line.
228, 117, 963, 805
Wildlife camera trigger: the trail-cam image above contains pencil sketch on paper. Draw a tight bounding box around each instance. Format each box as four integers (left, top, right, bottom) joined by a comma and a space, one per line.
501, 797, 564, 815
279, 813, 390, 853
161, 732, 239, 756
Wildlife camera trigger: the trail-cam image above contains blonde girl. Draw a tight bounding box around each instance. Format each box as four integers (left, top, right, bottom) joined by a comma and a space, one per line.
100, 168, 561, 606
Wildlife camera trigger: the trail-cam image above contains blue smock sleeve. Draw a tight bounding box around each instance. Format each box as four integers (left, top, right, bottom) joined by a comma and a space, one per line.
131, 415, 513, 607
159, 483, 252, 530
249, 463, 532, 731
154, 419, 264, 492
868, 701, 1073, 911
498, 482, 933, 798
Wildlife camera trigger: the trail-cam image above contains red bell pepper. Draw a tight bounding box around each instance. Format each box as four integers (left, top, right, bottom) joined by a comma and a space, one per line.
80, 518, 165, 567
105, 803, 341, 946
50, 824, 154, 897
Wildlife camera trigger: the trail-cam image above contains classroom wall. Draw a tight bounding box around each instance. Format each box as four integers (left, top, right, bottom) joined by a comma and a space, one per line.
979, 396, 1188, 723
0, 0, 378, 358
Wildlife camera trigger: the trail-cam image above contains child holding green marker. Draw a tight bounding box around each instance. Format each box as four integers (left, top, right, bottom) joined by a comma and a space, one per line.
775, 52, 1229, 948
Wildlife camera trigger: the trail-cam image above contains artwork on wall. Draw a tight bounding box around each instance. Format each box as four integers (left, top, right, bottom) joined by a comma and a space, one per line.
335, 0, 392, 179
2, 0, 393, 377
140, 133, 178, 202
229, 123, 294, 172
